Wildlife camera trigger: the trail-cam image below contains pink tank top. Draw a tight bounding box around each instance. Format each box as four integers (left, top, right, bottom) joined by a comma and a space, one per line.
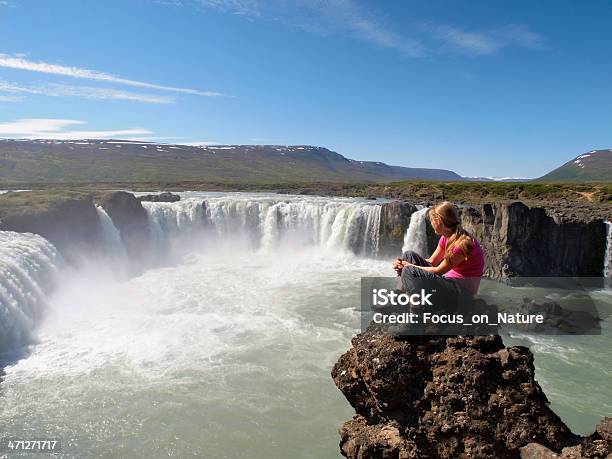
438, 235, 485, 295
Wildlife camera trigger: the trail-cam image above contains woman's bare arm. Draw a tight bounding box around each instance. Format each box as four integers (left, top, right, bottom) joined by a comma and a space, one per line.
404, 251, 466, 275
426, 244, 444, 266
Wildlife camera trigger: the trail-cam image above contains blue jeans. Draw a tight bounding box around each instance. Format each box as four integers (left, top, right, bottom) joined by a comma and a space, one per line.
398, 250, 470, 310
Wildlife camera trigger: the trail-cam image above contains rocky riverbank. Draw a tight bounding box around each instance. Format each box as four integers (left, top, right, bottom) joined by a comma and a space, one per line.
332, 328, 611, 458
378, 200, 608, 279
0, 190, 153, 268
462, 202, 606, 279
0, 190, 101, 263
0, 189, 608, 277
5, 181, 611, 217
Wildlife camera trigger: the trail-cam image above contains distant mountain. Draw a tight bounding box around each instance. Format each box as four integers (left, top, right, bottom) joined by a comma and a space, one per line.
538, 149, 612, 182
0, 139, 462, 184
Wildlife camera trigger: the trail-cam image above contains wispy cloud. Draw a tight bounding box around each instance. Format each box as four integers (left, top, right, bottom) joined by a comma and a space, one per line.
426, 25, 499, 55
47, 84, 175, 104
496, 24, 545, 49
0, 118, 83, 135
0, 1, 14, 7
189, 0, 425, 57
0, 118, 152, 140
0, 79, 175, 104
335, 3, 425, 57
0, 94, 21, 102
170, 0, 542, 58
0, 53, 223, 96
194, 0, 261, 17
425, 23, 544, 55
153, 0, 184, 5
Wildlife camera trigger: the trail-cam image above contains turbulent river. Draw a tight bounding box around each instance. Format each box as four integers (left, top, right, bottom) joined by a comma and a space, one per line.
0, 192, 610, 458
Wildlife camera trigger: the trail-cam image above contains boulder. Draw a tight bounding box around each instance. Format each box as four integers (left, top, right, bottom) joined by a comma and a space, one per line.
98, 191, 151, 261
137, 192, 180, 202
0, 190, 100, 262
332, 329, 610, 458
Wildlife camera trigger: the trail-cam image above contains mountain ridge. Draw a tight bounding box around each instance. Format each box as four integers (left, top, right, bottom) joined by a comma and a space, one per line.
0, 139, 463, 184
538, 149, 612, 182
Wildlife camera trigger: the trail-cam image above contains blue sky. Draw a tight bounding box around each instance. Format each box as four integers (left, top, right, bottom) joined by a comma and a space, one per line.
0, 0, 611, 177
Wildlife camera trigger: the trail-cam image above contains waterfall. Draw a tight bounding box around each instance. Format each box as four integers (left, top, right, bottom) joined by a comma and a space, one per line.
142, 200, 207, 240
142, 197, 383, 256
141, 200, 208, 259
401, 207, 429, 256
604, 221, 612, 280
96, 206, 128, 262
0, 231, 62, 353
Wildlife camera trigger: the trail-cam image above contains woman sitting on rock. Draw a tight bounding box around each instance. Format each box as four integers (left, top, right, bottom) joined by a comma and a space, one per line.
393, 201, 485, 305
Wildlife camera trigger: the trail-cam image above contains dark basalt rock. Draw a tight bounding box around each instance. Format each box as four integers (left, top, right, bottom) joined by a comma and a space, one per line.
0, 191, 100, 263
378, 201, 418, 257
520, 417, 611, 458
332, 329, 610, 458
379, 200, 607, 279
98, 191, 151, 261
339, 416, 424, 458
0, 190, 157, 269
460, 202, 606, 279
137, 192, 181, 202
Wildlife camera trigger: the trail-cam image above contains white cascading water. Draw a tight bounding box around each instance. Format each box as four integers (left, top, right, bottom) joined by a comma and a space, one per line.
0, 195, 382, 357
0, 231, 61, 355
95, 206, 129, 271
401, 207, 429, 256
142, 195, 383, 256
604, 221, 612, 281
142, 200, 207, 241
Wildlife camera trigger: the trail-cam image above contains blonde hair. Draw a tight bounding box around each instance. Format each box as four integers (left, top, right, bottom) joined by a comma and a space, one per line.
429, 201, 474, 263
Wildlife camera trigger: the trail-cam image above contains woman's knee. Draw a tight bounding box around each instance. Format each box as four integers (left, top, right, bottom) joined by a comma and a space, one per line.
400, 265, 427, 293
401, 250, 421, 262
400, 264, 419, 281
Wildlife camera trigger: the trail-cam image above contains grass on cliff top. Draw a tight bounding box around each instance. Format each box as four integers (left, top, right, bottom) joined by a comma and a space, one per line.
379, 181, 612, 203
1, 180, 610, 207
0, 189, 93, 218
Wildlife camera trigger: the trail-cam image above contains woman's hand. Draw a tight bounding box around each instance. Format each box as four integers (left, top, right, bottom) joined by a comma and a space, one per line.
393, 259, 414, 275
392, 258, 404, 274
